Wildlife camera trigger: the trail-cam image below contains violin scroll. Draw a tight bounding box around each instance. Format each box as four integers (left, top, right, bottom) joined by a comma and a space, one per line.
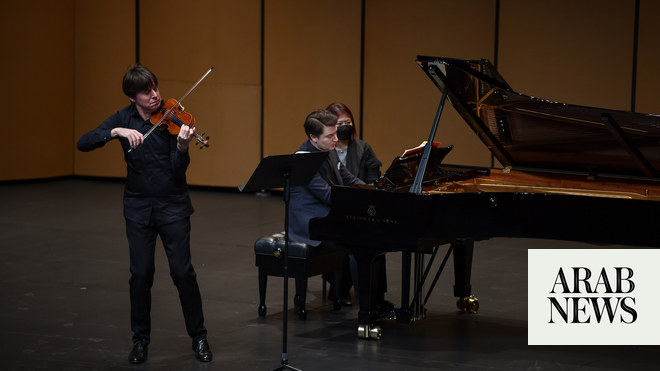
194, 132, 210, 149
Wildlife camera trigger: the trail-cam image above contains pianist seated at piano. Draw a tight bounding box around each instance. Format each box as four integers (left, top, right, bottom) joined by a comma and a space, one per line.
288, 109, 362, 306
289, 109, 394, 317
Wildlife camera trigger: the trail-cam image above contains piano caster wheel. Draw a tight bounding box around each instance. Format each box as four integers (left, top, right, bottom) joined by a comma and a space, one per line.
357, 324, 381, 340
293, 294, 301, 307
258, 304, 267, 317
456, 295, 479, 313
297, 308, 307, 320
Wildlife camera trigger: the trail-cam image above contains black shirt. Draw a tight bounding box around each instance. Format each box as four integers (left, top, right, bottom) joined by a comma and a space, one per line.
77, 103, 194, 225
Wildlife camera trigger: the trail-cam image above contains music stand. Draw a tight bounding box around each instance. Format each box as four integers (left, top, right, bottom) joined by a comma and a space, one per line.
239, 151, 329, 371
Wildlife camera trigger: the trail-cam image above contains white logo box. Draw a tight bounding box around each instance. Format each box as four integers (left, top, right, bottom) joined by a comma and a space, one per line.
528, 249, 660, 345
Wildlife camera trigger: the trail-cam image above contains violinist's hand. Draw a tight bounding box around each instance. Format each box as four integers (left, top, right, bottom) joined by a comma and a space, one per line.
177, 124, 195, 152
111, 127, 143, 149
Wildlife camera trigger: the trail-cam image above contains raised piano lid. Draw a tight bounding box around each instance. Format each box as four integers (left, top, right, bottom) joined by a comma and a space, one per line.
415, 56, 660, 180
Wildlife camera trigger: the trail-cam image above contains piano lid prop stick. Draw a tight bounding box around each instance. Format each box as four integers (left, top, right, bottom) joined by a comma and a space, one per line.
409, 87, 448, 194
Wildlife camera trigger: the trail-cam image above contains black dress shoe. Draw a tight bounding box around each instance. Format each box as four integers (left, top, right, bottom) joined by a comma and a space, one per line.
338, 295, 352, 306
328, 290, 353, 307
375, 300, 396, 321
128, 342, 148, 364
192, 338, 212, 362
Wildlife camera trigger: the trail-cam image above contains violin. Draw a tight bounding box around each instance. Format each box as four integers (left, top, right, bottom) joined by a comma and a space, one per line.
151, 98, 210, 148
129, 67, 213, 152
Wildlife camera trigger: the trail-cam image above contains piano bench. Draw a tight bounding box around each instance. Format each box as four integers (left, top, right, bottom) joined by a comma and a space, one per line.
254, 232, 347, 320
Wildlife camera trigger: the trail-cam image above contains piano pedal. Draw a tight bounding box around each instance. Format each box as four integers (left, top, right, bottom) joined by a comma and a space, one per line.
396, 308, 413, 323
357, 324, 381, 340
417, 307, 427, 321
396, 307, 427, 323
456, 295, 479, 313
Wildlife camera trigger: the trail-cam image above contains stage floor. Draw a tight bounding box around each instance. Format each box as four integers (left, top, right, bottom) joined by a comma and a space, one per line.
0, 178, 656, 370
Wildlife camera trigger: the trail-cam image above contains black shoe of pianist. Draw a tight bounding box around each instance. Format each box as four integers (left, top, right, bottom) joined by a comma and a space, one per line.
328, 291, 353, 307
327, 286, 353, 307
128, 342, 148, 364
375, 300, 396, 321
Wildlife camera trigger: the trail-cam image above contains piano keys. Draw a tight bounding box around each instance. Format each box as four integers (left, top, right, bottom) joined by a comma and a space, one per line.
309, 56, 660, 339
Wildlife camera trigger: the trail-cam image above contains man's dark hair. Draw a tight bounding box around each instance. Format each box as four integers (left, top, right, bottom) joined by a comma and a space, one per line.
303, 109, 337, 138
122, 65, 158, 99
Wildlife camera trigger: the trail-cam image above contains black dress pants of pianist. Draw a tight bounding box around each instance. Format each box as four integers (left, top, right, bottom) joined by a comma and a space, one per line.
126, 216, 210, 363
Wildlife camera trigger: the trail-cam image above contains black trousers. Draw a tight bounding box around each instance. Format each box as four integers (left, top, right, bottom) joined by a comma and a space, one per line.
126, 217, 207, 344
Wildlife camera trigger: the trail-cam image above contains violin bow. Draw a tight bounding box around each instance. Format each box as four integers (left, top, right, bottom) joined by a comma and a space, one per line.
128, 66, 214, 152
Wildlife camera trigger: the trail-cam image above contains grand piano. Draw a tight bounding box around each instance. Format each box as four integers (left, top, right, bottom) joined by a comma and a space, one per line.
309, 56, 660, 339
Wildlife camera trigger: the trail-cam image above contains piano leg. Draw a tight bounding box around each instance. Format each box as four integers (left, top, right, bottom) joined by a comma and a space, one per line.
354, 249, 383, 339
452, 238, 479, 313
397, 251, 412, 323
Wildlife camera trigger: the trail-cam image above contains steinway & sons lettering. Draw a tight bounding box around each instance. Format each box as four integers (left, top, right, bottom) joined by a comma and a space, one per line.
343, 204, 399, 225
548, 267, 637, 324
345, 215, 398, 224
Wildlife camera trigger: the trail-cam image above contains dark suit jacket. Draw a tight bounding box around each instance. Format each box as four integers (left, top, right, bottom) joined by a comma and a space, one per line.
289, 140, 364, 246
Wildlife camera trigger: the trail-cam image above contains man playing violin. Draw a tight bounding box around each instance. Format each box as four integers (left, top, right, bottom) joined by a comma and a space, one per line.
77, 65, 212, 364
